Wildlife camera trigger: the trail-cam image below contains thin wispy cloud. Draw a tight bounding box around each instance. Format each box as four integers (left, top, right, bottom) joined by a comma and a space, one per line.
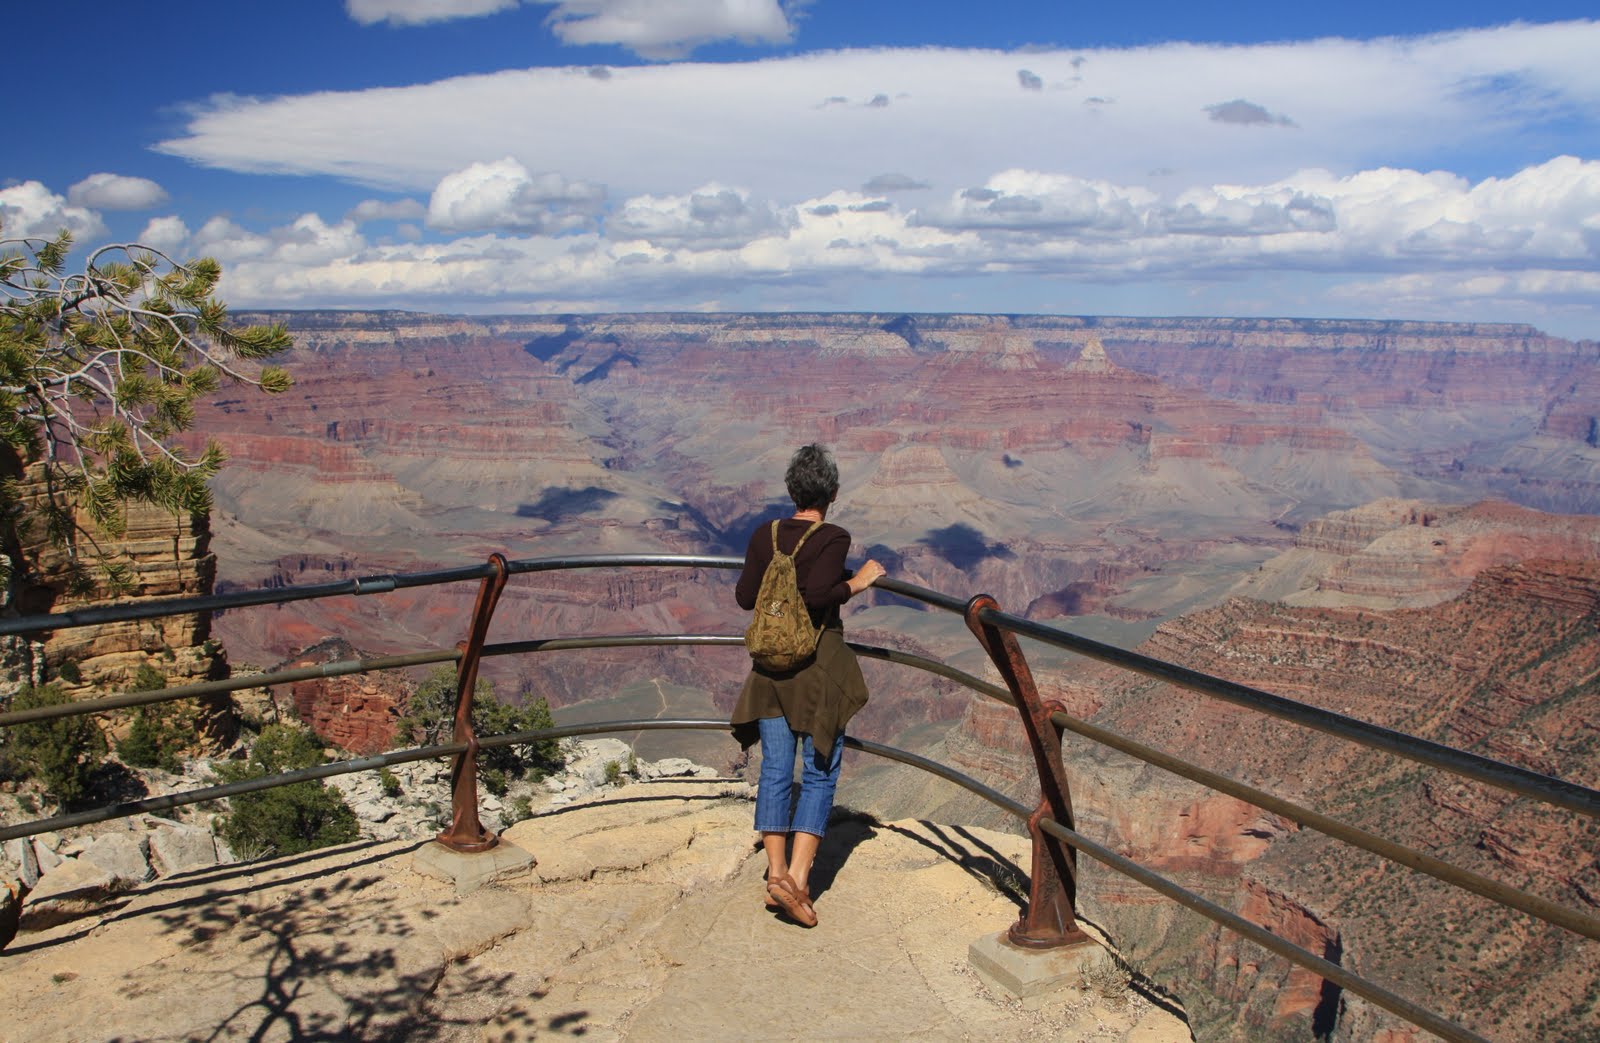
159, 24, 1600, 201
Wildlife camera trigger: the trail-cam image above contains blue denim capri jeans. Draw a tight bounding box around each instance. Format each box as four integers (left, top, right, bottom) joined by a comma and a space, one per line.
753, 714, 844, 837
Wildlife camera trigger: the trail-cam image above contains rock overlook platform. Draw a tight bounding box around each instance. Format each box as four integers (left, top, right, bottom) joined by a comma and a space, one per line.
0, 777, 1190, 1041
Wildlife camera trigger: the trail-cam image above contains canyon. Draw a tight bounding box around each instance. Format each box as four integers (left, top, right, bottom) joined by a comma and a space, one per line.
132, 310, 1600, 1039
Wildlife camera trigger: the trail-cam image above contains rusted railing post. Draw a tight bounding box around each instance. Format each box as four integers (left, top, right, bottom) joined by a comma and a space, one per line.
965, 594, 1091, 949
436, 553, 509, 853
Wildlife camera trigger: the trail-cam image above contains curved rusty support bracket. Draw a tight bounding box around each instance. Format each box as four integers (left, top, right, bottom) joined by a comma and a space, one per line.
965, 594, 1091, 949
437, 553, 509, 853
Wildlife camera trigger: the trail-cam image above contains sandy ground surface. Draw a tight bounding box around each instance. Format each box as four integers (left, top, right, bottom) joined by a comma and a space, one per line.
0, 778, 1190, 1042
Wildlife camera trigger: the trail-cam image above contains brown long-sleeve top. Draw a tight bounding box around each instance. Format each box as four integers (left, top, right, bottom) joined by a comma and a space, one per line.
735, 518, 853, 630
731, 517, 869, 752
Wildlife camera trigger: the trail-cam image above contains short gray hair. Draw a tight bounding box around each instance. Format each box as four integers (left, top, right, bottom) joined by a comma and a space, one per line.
785, 444, 839, 511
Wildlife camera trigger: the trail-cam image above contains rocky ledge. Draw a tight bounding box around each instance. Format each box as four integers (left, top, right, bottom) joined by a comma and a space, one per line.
0, 777, 1191, 1042
0, 738, 719, 941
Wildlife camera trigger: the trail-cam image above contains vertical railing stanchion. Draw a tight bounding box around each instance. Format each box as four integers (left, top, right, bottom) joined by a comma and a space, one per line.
965, 594, 1091, 949
437, 553, 509, 853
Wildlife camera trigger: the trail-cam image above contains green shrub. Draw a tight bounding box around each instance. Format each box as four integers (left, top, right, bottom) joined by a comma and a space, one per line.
116, 703, 197, 772
116, 711, 165, 769
505, 795, 534, 825
56, 660, 82, 684
397, 668, 565, 783
603, 760, 623, 786
481, 767, 509, 796
212, 724, 359, 859
0, 684, 106, 806
378, 767, 402, 798
131, 663, 167, 692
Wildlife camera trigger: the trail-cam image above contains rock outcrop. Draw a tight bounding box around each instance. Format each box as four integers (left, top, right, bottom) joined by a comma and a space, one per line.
273, 638, 412, 755
1, 459, 232, 747
1233, 498, 1600, 608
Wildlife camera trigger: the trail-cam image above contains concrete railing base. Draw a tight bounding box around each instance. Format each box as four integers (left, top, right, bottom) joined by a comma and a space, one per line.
412, 839, 535, 895
968, 929, 1107, 1009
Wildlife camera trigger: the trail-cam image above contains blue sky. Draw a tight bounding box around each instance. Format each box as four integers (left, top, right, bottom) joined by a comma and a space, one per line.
6, 1, 1600, 337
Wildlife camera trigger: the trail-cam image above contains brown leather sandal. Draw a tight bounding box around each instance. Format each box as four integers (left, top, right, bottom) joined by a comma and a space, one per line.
766, 872, 817, 927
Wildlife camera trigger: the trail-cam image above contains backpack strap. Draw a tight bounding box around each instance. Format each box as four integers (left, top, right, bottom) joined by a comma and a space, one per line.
773, 518, 825, 557
791, 519, 824, 554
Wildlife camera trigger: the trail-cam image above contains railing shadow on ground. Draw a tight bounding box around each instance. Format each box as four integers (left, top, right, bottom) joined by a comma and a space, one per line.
3, 552, 1599, 1043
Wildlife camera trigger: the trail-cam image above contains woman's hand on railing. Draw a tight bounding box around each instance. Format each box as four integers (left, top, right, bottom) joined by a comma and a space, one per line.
849, 559, 886, 596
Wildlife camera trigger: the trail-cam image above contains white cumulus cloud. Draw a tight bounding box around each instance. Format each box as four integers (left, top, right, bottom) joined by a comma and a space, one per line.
190, 216, 273, 263
534, 0, 796, 59
138, 216, 192, 254
346, 0, 518, 27
271, 214, 367, 265
67, 173, 170, 210
923, 171, 1158, 235
428, 158, 605, 233
0, 181, 106, 240
609, 184, 788, 247
346, 0, 795, 57
198, 155, 1600, 326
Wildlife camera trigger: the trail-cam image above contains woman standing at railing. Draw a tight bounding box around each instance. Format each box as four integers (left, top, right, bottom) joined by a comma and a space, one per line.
732, 443, 885, 928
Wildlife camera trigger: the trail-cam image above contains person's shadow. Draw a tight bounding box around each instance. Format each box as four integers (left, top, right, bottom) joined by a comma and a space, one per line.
805, 806, 878, 901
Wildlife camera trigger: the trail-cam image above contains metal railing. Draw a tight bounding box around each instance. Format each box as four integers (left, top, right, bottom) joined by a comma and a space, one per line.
3, 553, 1598, 1043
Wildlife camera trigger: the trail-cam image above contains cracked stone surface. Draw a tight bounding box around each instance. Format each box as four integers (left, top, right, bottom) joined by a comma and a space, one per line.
0, 778, 1190, 1041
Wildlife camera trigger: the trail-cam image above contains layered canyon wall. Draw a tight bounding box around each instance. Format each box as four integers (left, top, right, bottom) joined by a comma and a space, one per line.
182, 311, 1600, 1039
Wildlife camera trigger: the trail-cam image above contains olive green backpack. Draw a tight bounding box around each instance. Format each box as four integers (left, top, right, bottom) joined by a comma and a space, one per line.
745, 520, 824, 672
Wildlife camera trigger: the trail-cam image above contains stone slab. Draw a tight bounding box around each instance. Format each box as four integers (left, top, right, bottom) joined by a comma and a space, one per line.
411, 839, 535, 894
79, 831, 153, 885
968, 929, 1111, 1009
148, 822, 220, 876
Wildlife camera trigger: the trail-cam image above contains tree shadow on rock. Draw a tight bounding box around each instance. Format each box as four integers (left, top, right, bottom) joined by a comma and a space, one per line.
481, 994, 594, 1041
6, 840, 415, 955
123, 871, 517, 1042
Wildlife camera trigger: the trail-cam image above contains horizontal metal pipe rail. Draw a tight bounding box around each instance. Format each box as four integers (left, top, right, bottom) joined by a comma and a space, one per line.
0, 553, 1589, 1041
6, 595, 1598, 929
9, 627, 1593, 947
0, 563, 505, 637
0, 555, 746, 638
5, 557, 1593, 823
968, 600, 1600, 819
0, 648, 463, 728
0, 709, 1488, 1043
